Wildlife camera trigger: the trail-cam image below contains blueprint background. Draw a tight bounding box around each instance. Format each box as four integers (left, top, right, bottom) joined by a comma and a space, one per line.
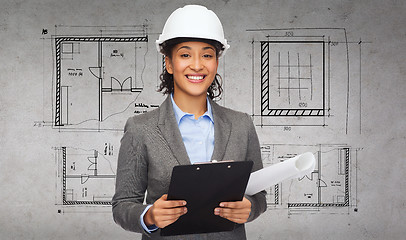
0, 0, 405, 239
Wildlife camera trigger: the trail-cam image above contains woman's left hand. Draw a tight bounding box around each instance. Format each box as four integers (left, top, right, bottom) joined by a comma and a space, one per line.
214, 197, 252, 224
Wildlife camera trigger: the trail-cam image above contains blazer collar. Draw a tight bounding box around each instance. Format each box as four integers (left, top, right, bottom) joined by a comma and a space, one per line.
158, 96, 232, 165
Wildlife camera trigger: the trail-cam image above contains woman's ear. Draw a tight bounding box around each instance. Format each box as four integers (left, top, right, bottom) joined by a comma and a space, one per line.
165, 56, 173, 74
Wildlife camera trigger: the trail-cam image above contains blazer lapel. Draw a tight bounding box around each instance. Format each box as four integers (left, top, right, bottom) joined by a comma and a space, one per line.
157, 96, 191, 165
210, 99, 232, 161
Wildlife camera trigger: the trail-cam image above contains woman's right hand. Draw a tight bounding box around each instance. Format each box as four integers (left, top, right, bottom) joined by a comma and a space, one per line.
144, 194, 187, 229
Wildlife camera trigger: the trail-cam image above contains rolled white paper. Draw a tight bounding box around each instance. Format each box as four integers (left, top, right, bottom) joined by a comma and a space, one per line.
245, 152, 316, 196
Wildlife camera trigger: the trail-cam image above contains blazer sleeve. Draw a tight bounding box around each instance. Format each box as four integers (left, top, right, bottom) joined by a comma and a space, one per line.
111, 117, 151, 234
243, 113, 267, 222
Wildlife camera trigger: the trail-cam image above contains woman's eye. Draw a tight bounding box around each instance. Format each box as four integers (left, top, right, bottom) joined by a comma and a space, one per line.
203, 54, 213, 58
180, 54, 190, 58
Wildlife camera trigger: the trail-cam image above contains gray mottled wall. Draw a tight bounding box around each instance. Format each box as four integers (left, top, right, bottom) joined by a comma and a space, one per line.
1, 0, 405, 239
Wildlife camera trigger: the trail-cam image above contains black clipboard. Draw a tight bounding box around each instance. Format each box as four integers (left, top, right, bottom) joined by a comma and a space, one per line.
160, 160, 253, 236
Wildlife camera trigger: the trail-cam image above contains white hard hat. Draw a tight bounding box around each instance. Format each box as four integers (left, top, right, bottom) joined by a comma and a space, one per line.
156, 5, 230, 57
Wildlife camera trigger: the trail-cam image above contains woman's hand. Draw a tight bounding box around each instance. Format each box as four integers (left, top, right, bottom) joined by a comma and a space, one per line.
144, 194, 187, 229
214, 197, 252, 224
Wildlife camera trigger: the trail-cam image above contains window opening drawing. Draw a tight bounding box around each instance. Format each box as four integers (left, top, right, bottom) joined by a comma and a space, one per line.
260, 41, 325, 116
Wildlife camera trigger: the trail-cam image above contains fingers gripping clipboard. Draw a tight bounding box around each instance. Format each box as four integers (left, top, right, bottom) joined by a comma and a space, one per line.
160, 161, 253, 236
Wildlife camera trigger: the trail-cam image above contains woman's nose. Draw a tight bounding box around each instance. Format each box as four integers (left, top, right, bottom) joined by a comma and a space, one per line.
190, 56, 203, 71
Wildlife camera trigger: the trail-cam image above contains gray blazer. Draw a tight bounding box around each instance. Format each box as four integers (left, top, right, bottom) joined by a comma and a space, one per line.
112, 96, 267, 240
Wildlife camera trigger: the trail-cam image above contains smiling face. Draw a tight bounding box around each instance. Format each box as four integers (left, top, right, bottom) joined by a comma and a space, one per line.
165, 41, 219, 101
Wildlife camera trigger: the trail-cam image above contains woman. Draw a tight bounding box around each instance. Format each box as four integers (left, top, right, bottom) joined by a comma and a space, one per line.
112, 5, 266, 240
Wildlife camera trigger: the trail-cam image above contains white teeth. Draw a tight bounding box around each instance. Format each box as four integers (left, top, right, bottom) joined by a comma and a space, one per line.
187, 75, 204, 80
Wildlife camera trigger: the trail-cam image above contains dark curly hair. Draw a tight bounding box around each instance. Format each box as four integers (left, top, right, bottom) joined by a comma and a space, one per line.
157, 37, 224, 101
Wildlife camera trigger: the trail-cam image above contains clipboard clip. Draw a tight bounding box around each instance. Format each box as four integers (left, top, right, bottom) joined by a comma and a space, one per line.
193, 160, 235, 164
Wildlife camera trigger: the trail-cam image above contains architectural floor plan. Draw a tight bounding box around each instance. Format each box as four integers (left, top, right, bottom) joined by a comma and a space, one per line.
52, 26, 150, 131
249, 28, 363, 134
261, 144, 359, 215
